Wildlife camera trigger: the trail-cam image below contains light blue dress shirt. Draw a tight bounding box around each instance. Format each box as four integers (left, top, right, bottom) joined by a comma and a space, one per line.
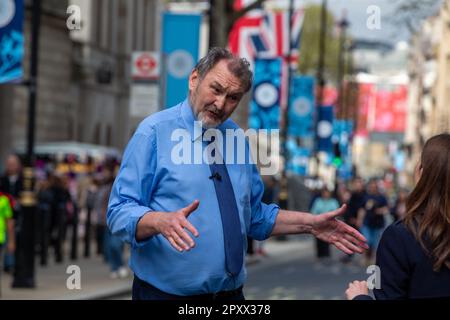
107, 99, 280, 295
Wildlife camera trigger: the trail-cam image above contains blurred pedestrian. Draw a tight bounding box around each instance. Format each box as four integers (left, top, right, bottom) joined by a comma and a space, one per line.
87, 170, 103, 256
0, 192, 15, 278
36, 172, 53, 265
357, 179, 389, 266
390, 188, 408, 222
335, 180, 351, 206
341, 177, 366, 264
0, 154, 23, 273
346, 134, 450, 300
48, 173, 72, 263
311, 187, 340, 261
100, 166, 128, 279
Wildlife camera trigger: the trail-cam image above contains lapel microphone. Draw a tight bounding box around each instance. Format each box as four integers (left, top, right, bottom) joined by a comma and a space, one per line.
209, 172, 222, 181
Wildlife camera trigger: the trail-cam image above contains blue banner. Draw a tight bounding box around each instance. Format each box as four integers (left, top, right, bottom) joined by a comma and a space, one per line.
249, 58, 282, 130
0, 0, 24, 84
162, 13, 201, 108
333, 120, 354, 180
288, 75, 315, 137
286, 138, 310, 176
317, 106, 334, 153
333, 120, 353, 158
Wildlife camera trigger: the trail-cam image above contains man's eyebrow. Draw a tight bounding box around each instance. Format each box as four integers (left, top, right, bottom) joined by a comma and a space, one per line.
229, 90, 244, 97
211, 81, 243, 96
211, 81, 224, 89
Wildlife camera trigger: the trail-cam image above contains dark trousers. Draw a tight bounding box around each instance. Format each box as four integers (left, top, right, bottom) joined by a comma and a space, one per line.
132, 275, 245, 301
96, 225, 106, 256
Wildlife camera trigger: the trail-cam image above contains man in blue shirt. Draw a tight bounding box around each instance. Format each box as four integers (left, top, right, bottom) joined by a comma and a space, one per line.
107, 47, 368, 300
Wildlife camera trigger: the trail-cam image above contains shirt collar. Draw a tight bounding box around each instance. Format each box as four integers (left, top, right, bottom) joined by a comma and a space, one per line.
181, 99, 202, 142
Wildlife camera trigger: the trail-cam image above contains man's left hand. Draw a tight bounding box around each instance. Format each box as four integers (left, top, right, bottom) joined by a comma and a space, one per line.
311, 204, 369, 254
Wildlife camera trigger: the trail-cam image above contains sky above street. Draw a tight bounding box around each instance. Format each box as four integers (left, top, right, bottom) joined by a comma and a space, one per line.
303, 0, 408, 43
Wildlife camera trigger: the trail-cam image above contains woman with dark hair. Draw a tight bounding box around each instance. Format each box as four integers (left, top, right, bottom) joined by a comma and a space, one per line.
346, 133, 450, 300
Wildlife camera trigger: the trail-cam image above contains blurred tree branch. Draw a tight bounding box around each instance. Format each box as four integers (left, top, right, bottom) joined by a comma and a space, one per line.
209, 0, 266, 48
388, 0, 442, 34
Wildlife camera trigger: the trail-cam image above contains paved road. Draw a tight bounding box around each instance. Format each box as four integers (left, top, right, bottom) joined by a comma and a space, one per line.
244, 236, 368, 300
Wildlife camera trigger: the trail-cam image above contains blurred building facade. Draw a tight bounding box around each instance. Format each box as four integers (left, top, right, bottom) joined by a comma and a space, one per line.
351, 40, 409, 180
405, 0, 450, 176
0, 0, 74, 165
69, 0, 162, 150
0, 0, 163, 166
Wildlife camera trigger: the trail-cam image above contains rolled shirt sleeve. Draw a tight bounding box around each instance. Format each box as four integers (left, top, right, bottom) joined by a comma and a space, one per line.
247, 163, 279, 240
107, 128, 158, 249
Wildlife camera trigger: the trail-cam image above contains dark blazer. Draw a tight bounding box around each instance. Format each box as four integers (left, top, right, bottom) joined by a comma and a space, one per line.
355, 220, 450, 300
0, 174, 23, 199
0, 174, 23, 219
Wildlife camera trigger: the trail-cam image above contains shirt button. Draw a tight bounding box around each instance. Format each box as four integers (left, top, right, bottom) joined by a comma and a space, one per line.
227, 272, 233, 277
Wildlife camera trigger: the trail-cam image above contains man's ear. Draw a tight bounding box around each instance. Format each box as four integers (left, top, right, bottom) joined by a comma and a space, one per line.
189, 70, 199, 91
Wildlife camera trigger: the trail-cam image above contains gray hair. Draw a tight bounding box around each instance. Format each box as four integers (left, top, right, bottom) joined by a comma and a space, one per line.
193, 47, 253, 92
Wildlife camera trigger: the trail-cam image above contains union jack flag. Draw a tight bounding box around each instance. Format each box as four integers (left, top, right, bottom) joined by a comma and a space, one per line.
229, 0, 304, 69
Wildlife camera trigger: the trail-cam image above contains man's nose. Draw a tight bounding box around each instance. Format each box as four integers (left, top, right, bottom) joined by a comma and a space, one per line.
215, 95, 226, 110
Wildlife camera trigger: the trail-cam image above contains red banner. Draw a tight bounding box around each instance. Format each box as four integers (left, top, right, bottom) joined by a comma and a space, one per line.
373, 85, 407, 133
356, 83, 376, 137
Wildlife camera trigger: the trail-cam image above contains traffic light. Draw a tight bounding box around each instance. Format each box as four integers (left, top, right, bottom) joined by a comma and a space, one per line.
332, 142, 342, 167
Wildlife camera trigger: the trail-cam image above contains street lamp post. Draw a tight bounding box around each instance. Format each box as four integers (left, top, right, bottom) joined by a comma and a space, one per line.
316, 0, 327, 112
278, 0, 295, 212
337, 11, 349, 120
12, 0, 41, 288
312, 0, 328, 178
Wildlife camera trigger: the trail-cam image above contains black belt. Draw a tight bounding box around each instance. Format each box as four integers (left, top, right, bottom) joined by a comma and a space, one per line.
194, 286, 244, 300
134, 276, 243, 300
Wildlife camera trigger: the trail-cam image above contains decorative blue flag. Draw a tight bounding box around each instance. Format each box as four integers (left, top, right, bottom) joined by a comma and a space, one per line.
288, 75, 315, 137
317, 105, 334, 153
333, 120, 354, 180
249, 58, 282, 130
161, 13, 201, 108
0, 0, 24, 84
286, 139, 310, 176
332, 120, 353, 160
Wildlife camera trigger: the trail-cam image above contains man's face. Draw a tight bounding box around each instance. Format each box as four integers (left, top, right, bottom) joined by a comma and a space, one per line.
6, 155, 21, 176
367, 181, 378, 194
189, 59, 245, 128
352, 179, 363, 192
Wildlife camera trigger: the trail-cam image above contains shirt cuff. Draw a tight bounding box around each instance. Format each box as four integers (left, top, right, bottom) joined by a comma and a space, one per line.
260, 203, 280, 240
126, 208, 154, 249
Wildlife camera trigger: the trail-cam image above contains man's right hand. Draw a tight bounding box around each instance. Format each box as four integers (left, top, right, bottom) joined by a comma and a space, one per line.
136, 200, 200, 252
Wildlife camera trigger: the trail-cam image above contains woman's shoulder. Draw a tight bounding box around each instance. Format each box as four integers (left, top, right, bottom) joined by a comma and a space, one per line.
380, 220, 418, 251
384, 220, 410, 234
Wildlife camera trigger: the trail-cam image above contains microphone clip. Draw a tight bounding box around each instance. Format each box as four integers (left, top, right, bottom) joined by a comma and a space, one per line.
209, 172, 222, 181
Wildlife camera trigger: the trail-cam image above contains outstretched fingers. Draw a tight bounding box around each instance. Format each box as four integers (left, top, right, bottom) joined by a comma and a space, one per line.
339, 237, 364, 254
343, 233, 368, 251
182, 220, 199, 238
167, 236, 183, 252
341, 223, 368, 249
334, 241, 354, 255
170, 231, 191, 251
